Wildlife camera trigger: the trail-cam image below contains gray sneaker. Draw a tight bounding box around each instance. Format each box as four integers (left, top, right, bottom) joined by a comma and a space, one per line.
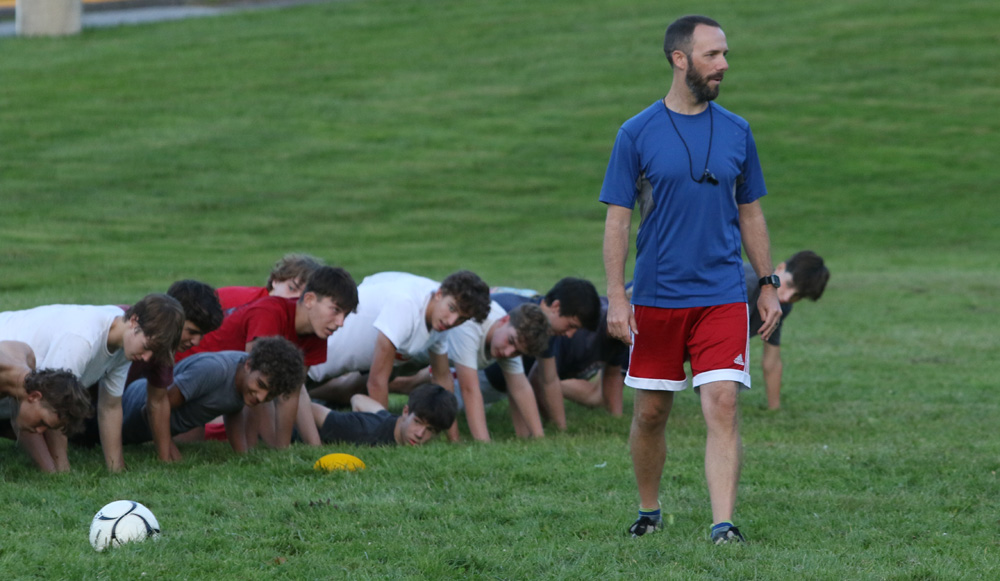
711, 524, 746, 544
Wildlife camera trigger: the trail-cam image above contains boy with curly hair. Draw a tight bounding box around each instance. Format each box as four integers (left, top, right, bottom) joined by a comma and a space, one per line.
120, 337, 305, 456
307, 270, 490, 407
0, 341, 92, 440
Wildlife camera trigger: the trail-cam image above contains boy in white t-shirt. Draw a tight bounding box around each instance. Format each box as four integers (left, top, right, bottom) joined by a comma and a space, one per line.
307, 270, 491, 407
0, 294, 184, 472
445, 302, 550, 442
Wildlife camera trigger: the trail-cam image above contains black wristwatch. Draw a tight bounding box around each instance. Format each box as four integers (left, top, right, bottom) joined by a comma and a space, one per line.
759, 274, 781, 289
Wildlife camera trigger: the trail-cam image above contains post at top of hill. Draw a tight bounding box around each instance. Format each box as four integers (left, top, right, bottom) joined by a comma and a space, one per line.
16, 0, 81, 36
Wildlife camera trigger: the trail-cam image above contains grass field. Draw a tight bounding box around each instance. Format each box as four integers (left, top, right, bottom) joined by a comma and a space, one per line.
1, 0, 999, 578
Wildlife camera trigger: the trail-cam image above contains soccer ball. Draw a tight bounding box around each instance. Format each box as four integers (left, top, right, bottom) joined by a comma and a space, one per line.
314, 453, 366, 472
89, 500, 160, 552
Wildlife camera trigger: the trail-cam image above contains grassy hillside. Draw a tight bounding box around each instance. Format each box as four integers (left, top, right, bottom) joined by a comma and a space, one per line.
1, 0, 998, 578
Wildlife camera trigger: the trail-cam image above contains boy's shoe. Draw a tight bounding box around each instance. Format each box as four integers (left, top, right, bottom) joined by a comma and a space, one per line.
711, 524, 746, 544
628, 515, 663, 538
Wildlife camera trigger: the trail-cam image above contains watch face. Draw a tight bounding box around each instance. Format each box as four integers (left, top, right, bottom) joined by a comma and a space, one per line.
761, 275, 781, 288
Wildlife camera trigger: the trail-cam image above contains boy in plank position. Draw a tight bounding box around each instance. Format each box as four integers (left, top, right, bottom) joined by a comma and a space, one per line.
0, 341, 92, 439
307, 270, 491, 407
446, 302, 550, 442
548, 297, 630, 416
743, 250, 829, 410
178, 266, 358, 449
217, 253, 325, 312
124, 280, 224, 462
484, 278, 601, 431
310, 383, 456, 447
120, 337, 305, 456
0, 294, 184, 472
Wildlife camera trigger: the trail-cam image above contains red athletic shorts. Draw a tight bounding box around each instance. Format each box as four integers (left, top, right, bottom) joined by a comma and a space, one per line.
626, 303, 750, 391
204, 422, 228, 441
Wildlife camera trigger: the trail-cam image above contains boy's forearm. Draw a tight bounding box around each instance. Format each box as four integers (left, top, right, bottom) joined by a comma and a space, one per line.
97, 394, 126, 472
351, 394, 386, 414
146, 386, 174, 462
506, 373, 544, 438
271, 395, 298, 449
365, 376, 390, 408
224, 412, 249, 454
295, 385, 321, 446
538, 358, 566, 430
601, 365, 625, 416
456, 367, 490, 442
367, 333, 397, 407
430, 353, 453, 392
762, 343, 783, 410
19, 431, 59, 473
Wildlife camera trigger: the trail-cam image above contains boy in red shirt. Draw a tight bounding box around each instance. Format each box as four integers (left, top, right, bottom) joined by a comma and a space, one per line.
178, 266, 358, 448
217, 253, 323, 312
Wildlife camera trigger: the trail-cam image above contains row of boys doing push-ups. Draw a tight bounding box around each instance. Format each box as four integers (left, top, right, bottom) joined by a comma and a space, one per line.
0, 250, 827, 473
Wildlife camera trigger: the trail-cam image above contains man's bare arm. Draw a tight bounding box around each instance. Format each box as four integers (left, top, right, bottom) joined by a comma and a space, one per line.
603, 204, 637, 345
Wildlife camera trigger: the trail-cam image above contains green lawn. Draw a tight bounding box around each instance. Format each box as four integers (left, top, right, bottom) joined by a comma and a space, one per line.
1, 0, 998, 578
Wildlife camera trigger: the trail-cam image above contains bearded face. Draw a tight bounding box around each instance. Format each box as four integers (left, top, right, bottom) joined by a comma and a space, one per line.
684, 52, 723, 102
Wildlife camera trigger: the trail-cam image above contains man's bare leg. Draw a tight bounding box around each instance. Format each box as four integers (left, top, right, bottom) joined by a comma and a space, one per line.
699, 380, 742, 525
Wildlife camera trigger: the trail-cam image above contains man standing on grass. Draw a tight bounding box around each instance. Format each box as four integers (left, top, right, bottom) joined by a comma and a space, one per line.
601, 15, 781, 543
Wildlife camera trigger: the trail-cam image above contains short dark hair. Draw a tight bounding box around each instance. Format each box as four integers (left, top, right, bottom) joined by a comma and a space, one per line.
785, 251, 830, 301
508, 303, 551, 358
406, 383, 457, 433
123, 294, 186, 365
301, 266, 359, 313
439, 270, 491, 323
544, 277, 601, 332
167, 280, 224, 335
23, 368, 92, 435
267, 253, 325, 292
663, 15, 722, 68
247, 337, 306, 401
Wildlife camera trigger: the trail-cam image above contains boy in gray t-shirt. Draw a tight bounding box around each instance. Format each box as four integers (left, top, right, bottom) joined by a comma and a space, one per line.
119, 337, 305, 458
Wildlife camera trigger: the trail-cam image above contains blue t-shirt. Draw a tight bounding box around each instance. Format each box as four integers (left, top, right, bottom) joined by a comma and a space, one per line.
600, 101, 767, 308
